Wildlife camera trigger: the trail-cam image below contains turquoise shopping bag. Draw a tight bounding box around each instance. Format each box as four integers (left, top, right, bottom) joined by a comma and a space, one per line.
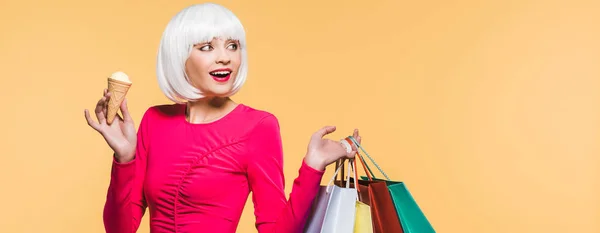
348, 136, 436, 233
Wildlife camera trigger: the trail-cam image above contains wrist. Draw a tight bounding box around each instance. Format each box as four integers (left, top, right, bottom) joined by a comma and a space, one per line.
304, 152, 327, 171
114, 153, 134, 164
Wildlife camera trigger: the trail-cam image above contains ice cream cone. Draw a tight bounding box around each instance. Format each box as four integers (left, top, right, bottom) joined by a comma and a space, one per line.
106, 77, 131, 124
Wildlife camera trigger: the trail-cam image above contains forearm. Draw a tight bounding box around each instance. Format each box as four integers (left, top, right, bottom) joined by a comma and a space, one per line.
103, 157, 146, 233
257, 160, 325, 233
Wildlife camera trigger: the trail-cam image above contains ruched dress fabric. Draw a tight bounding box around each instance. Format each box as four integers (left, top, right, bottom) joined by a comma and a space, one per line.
103, 104, 325, 233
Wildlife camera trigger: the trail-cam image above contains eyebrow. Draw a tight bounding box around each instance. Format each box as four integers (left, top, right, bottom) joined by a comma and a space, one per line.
193, 42, 209, 47
193, 39, 238, 47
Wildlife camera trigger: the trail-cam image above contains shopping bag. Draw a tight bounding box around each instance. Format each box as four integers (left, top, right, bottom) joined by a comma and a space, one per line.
354, 200, 374, 233
380, 179, 435, 233
350, 159, 374, 233
347, 136, 436, 233
303, 186, 332, 233
320, 159, 358, 233
340, 137, 404, 233
334, 158, 369, 205
333, 158, 374, 233
304, 162, 345, 233
305, 159, 366, 233
351, 149, 404, 233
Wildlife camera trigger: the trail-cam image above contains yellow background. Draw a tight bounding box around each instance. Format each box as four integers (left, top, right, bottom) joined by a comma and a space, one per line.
1, 0, 598, 232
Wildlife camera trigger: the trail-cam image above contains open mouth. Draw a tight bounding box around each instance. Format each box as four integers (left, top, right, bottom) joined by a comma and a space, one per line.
209, 69, 231, 78
209, 70, 232, 78
209, 68, 232, 82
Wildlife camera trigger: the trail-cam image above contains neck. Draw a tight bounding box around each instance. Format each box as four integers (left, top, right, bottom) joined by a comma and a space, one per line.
185, 97, 237, 124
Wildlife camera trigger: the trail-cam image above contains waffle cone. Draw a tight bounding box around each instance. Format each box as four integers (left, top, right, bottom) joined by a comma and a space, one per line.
106, 78, 132, 124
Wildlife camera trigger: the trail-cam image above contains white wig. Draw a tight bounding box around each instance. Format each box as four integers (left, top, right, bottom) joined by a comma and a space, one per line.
156, 3, 248, 103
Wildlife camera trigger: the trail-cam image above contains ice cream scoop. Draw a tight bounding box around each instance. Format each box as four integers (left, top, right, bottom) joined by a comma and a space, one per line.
109, 71, 131, 84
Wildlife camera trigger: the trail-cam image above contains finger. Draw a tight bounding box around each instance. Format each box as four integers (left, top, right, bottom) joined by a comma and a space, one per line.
347, 150, 357, 159
103, 89, 109, 109
105, 92, 112, 109
120, 98, 133, 122
344, 134, 360, 153
103, 92, 112, 121
313, 126, 336, 139
95, 95, 109, 123
110, 113, 124, 129
85, 109, 102, 132
343, 138, 360, 159
352, 129, 361, 143
118, 113, 129, 131
117, 112, 124, 122
346, 141, 358, 158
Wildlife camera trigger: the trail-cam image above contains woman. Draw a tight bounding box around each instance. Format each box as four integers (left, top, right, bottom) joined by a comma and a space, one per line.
84, 3, 360, 233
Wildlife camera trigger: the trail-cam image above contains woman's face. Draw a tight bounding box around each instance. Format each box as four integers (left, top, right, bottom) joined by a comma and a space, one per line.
185, 37, 241, 97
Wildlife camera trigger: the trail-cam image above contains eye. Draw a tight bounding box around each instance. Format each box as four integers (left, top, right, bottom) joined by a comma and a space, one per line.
227, 43, 238, 50
198, 44, 212, 51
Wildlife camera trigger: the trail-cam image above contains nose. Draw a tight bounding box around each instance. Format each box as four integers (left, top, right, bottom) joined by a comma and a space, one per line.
215, 48, 231, 65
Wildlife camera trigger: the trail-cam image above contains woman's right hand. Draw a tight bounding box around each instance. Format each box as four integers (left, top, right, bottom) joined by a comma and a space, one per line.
84, 88, 137, 163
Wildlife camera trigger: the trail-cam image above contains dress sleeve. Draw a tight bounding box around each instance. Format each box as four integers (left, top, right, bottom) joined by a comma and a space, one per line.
103, 108, 152, 233
246, 115, 325, 233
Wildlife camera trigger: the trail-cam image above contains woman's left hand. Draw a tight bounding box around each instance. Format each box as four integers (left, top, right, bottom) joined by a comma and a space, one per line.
304, 126, 361, 171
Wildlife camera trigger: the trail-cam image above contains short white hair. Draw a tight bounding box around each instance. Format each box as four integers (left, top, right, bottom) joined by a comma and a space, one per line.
156, 3, 248, 103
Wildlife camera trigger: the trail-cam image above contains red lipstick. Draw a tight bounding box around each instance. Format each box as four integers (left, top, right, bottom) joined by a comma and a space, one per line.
209, 68, 232, 82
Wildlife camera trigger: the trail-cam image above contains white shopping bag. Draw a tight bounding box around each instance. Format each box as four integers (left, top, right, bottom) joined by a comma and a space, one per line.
320, 159, 358, 233
304, 161, 345, 233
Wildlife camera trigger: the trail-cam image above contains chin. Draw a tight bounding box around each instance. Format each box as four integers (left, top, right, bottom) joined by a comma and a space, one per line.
204, 86, 234, 97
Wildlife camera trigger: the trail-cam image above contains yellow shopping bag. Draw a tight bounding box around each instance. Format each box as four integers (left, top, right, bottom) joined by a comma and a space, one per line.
354, 201, 374, 233
352, 158, 373, 233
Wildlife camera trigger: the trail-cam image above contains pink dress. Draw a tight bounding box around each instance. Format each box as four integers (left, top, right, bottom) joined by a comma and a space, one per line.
103, 103, 325, 233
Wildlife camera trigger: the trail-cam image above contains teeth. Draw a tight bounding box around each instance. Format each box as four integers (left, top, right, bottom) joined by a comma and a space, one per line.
211, 71, 230, 75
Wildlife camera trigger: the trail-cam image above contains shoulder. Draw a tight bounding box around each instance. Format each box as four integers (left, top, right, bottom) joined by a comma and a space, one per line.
238, 104, 280, 129
238, 105, 284, 160
233, 104, 281, 140
140, 103, 184, 120
136, 103, 184, 129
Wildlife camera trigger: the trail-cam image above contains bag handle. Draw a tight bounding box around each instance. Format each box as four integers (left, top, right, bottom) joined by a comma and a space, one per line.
344, 159, 352, 189
347, 135, 391, 181
356, 151, 373, 181
326, 161, 345, 193
344, 138, 374, 181
326, 158, 358, 196
350, 159, 359, 202
335, 159, 346, 184
336, 157, 365, 202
